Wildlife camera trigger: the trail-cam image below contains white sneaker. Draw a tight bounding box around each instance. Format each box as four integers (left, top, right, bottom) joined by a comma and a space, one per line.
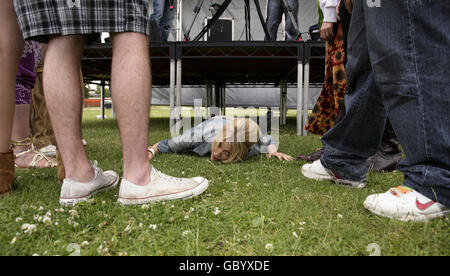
118, 166, 208, 205
363, 186, 449, 222
301, 159, 366, 188
59, 161, 119, 206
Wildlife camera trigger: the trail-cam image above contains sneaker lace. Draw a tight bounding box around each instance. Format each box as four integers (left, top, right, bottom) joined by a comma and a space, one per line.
91, 160, 103, 176
390, 186, 413, 197
152, 167, 189, 185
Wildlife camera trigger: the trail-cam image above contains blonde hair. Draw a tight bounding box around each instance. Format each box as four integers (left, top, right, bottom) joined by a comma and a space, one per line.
211, 118, 261, 163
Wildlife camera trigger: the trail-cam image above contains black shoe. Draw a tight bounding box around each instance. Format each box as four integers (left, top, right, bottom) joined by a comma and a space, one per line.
366, 149, 403, 172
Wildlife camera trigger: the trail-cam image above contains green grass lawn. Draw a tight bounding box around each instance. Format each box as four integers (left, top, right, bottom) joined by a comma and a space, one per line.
1, 106, 448, 256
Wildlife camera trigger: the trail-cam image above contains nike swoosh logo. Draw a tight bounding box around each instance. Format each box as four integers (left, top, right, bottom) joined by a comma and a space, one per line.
416, 198, 435, 211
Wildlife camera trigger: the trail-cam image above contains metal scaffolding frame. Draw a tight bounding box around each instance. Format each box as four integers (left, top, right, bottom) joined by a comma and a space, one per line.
81, 41, 325, 136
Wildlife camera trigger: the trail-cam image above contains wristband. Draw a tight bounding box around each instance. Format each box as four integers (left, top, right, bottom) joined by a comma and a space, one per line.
148, 147, 156, 156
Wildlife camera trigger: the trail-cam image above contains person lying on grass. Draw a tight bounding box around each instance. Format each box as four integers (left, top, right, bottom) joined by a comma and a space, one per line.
148, 116, 294, 163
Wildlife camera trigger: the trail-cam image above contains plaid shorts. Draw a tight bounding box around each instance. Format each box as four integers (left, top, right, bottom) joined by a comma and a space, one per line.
13, 0, 150, 43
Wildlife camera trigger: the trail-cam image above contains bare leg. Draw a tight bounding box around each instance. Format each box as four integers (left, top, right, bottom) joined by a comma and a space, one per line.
12, 104, 31, 142
0, 0, 24, 152
11, 104, 55, 168
43, 35, 93, 182
110, 32, 152, 186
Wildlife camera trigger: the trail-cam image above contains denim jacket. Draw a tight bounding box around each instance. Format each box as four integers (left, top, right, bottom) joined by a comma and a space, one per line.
157, 116, 276, 157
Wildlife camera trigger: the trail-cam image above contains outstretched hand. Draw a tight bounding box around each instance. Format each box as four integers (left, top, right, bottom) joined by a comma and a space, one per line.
267, 152, 295, 161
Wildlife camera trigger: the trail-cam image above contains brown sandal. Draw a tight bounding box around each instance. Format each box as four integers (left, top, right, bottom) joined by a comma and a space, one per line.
0, 150, 15, 196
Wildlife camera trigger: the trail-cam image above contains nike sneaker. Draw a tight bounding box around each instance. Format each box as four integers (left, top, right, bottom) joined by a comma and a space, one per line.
301, 159, 366, 188
363, 186, 449, 222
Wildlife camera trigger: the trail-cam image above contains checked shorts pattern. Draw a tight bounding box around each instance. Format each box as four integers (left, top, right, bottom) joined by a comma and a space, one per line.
13, 0, 150, 43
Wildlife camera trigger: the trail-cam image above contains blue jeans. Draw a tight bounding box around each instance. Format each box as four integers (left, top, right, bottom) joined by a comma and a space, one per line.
150, 0, 176, 41
320, 0, 450, 206
265, 0, 299, 41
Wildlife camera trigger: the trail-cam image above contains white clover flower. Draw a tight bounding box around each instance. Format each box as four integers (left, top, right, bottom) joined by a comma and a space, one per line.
184, 215, 189, 220
81, 241, 89, 247
69, 209, 79, 217
182, 230, 191, 237
141, 204, 149, 210
15, 217, 23, 222
42, 216, 52, 226
293, 232, 299, 238
265, 243, 274, 251
38, 206, 44, 211
149, 224, 157, 230
10, 237, 17, 245
55, 208, 65, 213
22, 224, 37, 235
124, 224, 131, 233
337, 214, 343, 219
139, 223, 143, 228
299, 221, 306, 225
21, 223, 30, 230
214, 207, 221, 215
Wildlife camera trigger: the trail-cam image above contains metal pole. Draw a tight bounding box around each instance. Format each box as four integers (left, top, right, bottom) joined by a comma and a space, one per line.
297, 59, 303, 136
279, 80, 285, 126
205, 80, 210, 119
176, 58, 182, 120
101, 81, 105, 120
177, 0, 183, 41
303, 62, 310, 136
170, 58, 176, 123
222, 84, 226, 115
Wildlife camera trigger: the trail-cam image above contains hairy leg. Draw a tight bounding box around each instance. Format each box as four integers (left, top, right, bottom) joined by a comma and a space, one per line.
110, 32, 152, 186
43, 35, 93, 181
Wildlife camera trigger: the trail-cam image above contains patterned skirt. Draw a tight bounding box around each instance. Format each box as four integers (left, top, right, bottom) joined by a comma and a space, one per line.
16, 41, 42, 105
13, 0, 150, 43
305, 23, 347, 136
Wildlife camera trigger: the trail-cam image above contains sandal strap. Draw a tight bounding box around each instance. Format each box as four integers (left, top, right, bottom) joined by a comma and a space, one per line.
11, 137, 32, 148
14, 144, 57, 168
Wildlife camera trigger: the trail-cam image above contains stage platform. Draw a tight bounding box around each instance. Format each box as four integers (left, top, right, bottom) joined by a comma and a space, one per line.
81, 41, 325, 135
